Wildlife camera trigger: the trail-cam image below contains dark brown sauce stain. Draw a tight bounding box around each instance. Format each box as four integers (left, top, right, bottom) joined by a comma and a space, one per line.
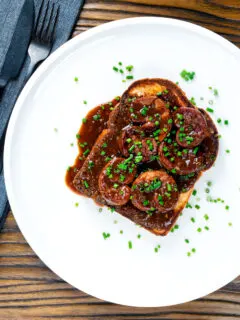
65, 97, 120, 194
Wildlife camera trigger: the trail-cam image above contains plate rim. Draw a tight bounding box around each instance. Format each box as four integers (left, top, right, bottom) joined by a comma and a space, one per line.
4, 17, 240, 307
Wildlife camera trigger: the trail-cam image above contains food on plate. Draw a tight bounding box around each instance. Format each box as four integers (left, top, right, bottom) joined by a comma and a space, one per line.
66, 78, 219, 236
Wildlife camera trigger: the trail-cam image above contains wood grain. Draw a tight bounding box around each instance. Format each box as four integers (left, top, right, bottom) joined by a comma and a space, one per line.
1, 0, 240, 318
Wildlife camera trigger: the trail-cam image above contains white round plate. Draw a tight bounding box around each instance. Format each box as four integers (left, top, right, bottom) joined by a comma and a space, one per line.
4, 17, 240, 307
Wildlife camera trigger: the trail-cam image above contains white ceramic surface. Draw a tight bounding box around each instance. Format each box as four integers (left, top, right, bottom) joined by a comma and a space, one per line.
4, 17, 240, 307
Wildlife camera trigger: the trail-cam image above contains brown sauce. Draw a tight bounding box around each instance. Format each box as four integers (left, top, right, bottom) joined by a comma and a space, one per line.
65, 97, 120, 193
65, 78, 219, 235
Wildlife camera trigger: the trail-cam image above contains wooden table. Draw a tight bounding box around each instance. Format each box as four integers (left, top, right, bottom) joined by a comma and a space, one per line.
1, 1, 240, 318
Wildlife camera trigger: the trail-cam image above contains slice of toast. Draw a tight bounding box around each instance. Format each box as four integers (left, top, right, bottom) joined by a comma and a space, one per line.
73, 78, 217, 235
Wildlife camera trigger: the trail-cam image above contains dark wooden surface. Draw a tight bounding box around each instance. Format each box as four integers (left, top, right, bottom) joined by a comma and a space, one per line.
1, 1, 240, 318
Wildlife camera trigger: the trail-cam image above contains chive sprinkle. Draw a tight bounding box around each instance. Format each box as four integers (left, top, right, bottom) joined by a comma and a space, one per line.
128, 241, 133, 249
224, 120, 229, 125
82, 118, 87, 124
126, 65, 134, 72
180, 69, 195, 81
126, 75, 134, 80
74, 77, 78, 82
206, 107, 214, 113
192, 189, 197, 196
102, 232, 110, 240
185, 239, 190, 244
83, 180, 89, 189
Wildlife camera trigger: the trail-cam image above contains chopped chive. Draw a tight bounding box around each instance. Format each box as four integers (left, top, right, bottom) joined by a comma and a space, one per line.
207, 181, 212, 187
120, 230, 123, 234
217, 118, 222, 123
82, 118, 87, 124
228, 222, 232, 227
180, 69, 195, 81
195, 204, 200, 209
128, 241, 133, 249
126, 75, 134, 80
98, 208, 103, 213
137, 234, 141, 239
206, 107, 214, 113
225, 205, 229, 210
75, 202, 79, 207
191, 217, 195, 223
74, 77, 78, 82
186, 203, 193, 209
102, 232, 110, 240
185, 239, 190, 244
187, 252, 191, 257
204, 214, 209, 221
76, 133, 80, 139
83, 100, 87, 105
225, 149, 230, 154
224, 120, 229, 125
191, 248, 196, 253
83, 180, 89, 189
93, 114, 101, 121
126, 65, 134, 72
113, 66, 118, 72
204, 226, 209, 231
83, 149, 90, 156
192, 189, 197, 196
197, 227, 202, 232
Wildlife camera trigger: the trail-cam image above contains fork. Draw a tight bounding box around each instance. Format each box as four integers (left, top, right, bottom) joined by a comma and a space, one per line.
0, 0, 59, 231
0, 0, 59, 174
26, 0, 59, 79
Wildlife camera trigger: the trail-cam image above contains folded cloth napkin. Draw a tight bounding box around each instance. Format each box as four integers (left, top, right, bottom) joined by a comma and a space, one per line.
0, 0, 85, 228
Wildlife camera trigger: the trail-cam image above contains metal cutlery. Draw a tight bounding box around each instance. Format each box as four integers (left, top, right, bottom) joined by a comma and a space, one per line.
0, 0, 59, 230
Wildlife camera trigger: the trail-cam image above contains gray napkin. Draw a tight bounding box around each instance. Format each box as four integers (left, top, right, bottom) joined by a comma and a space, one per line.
0, 0, 85, 227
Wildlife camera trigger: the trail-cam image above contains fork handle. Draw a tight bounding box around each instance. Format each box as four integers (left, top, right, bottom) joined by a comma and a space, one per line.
25, 58, 40, 82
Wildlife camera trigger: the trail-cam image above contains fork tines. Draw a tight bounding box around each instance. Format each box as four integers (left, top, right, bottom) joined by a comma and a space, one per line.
34, 0, 59, 43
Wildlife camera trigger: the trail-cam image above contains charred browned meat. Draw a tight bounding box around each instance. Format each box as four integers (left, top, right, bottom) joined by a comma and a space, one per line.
131, 170, 179, 213
158, 139, 204, 175
173, 107, 209, 148
98, 157, 137, 206
118, 125, 158, 162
